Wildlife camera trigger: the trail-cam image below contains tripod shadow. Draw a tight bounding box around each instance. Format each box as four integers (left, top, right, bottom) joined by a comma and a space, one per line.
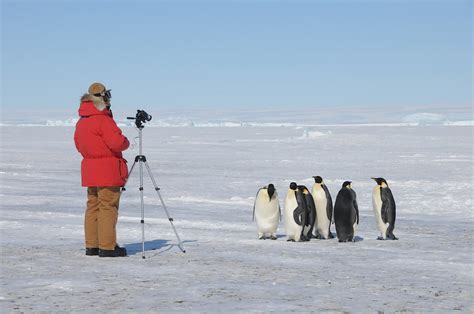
125, 239, 197, 256
125, 239, 170, 256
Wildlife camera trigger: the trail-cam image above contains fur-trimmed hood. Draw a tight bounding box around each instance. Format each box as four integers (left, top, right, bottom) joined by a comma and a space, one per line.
78, 95, 111, 118
80, 93, 107, 111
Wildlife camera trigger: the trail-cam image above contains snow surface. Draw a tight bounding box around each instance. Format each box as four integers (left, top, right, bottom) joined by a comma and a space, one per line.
0, 122, 473, 312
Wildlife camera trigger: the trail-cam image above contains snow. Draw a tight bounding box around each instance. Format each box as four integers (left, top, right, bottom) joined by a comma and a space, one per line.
0, 121, 473, 312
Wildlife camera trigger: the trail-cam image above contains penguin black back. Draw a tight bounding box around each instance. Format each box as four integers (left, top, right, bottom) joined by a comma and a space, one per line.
299, 185, 317, 239
294, 186, 308, 241
334, 181, 359, 242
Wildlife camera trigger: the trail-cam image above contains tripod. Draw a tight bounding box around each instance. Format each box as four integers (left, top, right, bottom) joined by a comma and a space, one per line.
122, 117, 185, 259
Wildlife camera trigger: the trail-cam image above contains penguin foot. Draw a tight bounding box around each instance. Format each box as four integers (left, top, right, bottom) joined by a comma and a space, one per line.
269, 235, 277, 240
258, 236, 265, 240
299, 236, 309, 242
388, 234, 398, 240
328, 233, 335, 239
339, 238, 353, 243
315, 234, 322, 239
287, 239, 295, 242
377, 236, 385, 240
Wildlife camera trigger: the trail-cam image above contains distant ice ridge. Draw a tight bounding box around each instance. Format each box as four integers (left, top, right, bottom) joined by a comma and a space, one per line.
46, 118, 79, 126
401, 113, 447, 125
300, 128, 332, 139
443, 120, 474, 126
143, 119, 296, 128
2, 112, 473, 127
401, 113, 474, 126
35, 117, 298, 128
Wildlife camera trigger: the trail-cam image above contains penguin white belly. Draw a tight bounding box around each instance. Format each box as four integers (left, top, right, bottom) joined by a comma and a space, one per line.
372, 187, 388, 239
255, 197, 279, 235
284, 197, 301, 241
312, 188, 330, 238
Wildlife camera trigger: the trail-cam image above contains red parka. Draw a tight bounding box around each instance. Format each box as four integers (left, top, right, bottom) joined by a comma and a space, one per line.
74, 100, 129, 187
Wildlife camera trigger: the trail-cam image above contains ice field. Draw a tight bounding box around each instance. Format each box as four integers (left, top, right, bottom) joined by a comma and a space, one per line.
0, 112, 473, 312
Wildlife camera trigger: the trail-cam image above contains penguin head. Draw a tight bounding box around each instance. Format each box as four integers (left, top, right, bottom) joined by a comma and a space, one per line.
297, 185, 308, 194
342, 181, 352, 189
289, 182, 297, 190
313, 176, 323, 184
267, 183, 276, 201
372, 177, 388, 187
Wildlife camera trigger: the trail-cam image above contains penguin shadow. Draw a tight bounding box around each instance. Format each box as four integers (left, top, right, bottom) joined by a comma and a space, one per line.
336, 236, 364, 243
125, 240, 196, 256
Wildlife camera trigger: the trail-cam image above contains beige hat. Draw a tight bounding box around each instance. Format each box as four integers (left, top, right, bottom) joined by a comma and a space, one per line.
88, 82, 107, 95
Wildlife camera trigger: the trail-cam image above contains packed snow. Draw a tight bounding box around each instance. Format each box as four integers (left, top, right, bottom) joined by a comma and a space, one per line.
0, 115, 473, 312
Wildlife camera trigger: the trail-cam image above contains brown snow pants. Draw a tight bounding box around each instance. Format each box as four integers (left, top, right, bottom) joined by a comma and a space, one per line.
84, 187, 121, 250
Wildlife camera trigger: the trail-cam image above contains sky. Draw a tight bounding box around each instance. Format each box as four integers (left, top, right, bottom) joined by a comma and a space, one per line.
1, 0, 472, 114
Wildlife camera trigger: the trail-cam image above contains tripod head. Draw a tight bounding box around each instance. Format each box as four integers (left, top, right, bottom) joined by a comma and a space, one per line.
127, 110, 152, 129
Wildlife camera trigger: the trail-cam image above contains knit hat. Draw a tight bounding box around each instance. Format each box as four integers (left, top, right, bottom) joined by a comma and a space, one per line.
88, 82, 107, 95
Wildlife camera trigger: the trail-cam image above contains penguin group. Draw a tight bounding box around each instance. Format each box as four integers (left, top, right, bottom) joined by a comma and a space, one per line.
252, 177, 398, 242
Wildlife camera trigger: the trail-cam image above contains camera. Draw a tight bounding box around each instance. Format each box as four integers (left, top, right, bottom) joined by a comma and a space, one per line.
127, 110, 152, 129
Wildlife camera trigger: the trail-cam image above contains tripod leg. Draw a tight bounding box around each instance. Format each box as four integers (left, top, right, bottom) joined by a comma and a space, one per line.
143, 161, 186, 253
139, 161, 146, 259
122, 159, 147, 258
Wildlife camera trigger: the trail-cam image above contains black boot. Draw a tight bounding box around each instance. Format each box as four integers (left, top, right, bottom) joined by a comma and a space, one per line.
99, 245, 127, 257
85, 248, 99, 256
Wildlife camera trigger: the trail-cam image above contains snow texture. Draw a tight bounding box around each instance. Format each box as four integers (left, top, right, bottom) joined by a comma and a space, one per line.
0, 123, 473, 312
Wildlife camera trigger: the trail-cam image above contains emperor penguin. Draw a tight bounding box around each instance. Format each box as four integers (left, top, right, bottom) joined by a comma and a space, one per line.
253, 183, 280, 240
299, 185, 316, 240
371, 177, 398, 240
311, 176, 334, 239
334, 181, 359, 242
284, 182, 307, 242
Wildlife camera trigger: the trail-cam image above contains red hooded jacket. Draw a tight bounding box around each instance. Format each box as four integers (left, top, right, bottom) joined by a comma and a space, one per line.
74, 100, 129, 187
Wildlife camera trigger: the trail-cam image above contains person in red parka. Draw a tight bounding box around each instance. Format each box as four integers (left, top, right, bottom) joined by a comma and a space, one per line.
74, 82, 129, 257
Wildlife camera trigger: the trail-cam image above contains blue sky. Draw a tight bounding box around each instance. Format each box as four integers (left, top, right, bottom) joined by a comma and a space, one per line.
1, 0, 472, 112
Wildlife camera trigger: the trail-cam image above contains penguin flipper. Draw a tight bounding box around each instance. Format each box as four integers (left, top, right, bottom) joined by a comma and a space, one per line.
252, 203, 255, 222
353, 199, 359, 225
252, 188, 264, 222
380, 188, 392, 224
306, 196, 316, 228
322, 184, 333, 221
293, 207, 303, 225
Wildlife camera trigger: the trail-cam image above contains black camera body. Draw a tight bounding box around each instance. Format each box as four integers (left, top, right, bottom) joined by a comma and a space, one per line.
128, 110, 152, 129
